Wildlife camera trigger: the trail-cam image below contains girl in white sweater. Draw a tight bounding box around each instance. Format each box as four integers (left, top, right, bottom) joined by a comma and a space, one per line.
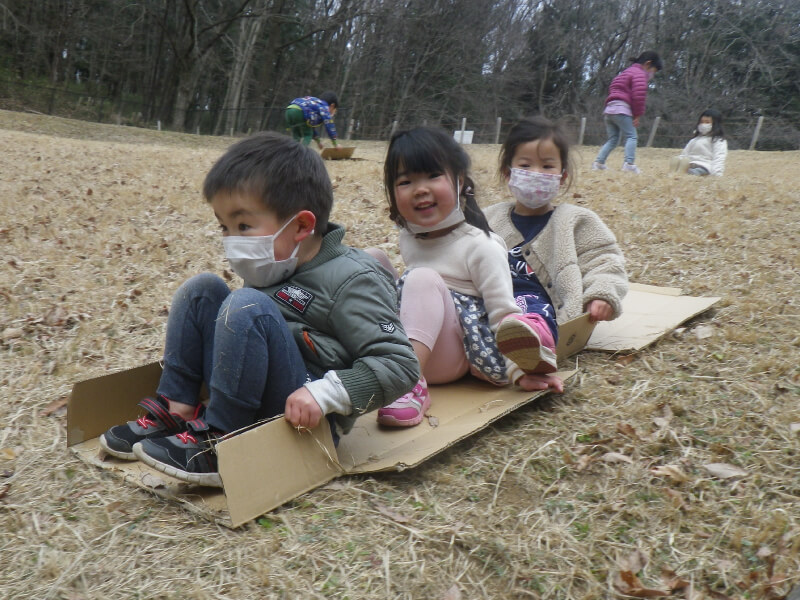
371, 127, 563, 427
671, 109, 728, 176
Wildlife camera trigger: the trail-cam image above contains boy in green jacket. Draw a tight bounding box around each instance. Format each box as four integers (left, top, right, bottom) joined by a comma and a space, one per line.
99, 132, 419, 487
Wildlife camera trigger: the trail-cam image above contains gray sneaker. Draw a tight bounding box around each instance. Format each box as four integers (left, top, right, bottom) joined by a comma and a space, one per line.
99, 395, 200, 460
621, 162, 641, 174
591, 161, 608, 171
133, 418, 223, 487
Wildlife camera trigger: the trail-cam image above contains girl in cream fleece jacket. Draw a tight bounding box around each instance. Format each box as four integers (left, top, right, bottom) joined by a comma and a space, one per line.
488, 116, 628, 334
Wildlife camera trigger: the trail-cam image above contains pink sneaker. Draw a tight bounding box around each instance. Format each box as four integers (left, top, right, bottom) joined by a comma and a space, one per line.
377, 379, 431, 427
496, 314, 558, 374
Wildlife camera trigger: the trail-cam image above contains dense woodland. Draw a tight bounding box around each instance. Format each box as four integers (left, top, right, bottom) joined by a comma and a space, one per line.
0, 0, 798, 148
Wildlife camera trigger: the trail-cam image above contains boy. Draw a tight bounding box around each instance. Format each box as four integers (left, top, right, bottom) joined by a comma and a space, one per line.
285, 92, 339, 149
99, 132, 419, 487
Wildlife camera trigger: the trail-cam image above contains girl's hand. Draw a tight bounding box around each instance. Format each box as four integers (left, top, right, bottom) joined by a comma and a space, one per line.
586, 299, 613, 322
633, 116, 640, 127
516, 374, 564, 393
285, 387, 323, 429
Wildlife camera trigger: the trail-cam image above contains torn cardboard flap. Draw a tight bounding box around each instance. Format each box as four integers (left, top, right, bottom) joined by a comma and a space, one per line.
67, 283, 719, 527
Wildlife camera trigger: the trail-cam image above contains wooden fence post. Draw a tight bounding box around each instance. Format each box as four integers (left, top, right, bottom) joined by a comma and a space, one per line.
390, 120, 398, 138
578, 117, 586, 145
494, 117, 502, 144
459, 117, 467, 143
749, 116, 764, 150
346, 118, 354, 140
646, 116, 661, 147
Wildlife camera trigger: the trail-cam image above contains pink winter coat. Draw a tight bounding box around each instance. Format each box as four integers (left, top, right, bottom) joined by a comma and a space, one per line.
604, 63, 650, 118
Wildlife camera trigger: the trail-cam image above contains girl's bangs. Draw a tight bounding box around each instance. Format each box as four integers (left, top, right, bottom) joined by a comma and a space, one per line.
388, 132, 450, 177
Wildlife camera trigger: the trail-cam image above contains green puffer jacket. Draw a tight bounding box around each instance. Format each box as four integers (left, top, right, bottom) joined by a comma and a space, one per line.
260, 223, 419, 432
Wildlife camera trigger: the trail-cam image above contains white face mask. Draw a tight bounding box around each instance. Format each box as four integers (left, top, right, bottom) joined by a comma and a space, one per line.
508, 168, 561, 209
697, 123, 712, 135
405, 181, 466, 235
222, 215, 301, 288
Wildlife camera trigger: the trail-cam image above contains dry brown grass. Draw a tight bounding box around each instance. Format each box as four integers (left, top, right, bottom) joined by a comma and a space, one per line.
1, 109, 798, 599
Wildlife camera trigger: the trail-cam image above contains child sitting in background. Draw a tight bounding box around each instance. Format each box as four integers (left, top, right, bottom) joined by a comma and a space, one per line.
100, 132, 419, 487
487, 116, 629, 371
369, 126, 563, 428
670, 109, 728, 176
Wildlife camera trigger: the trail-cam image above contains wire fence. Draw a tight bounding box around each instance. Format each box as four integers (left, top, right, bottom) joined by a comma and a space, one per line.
1, 78, 798, 151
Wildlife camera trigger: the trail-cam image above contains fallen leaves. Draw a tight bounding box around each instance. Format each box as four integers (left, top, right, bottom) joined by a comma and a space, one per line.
40, 395, 68, 417
613, 551, 671, 598
693, 324, 715, 340
650, 464, 690, 483
601, 452, 634, 464
372, 501, 412, 524
613, 553, 691, 598
703, 463, 748, 480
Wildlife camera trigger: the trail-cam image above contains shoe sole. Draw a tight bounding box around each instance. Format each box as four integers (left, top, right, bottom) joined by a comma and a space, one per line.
132, 443, 223, 488
98, 434, 136, 460
496, 319, 558, 374
377, 396, 431, 427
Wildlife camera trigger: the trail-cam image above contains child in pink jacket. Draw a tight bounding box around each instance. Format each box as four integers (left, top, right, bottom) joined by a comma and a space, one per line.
592, 51, 663, 174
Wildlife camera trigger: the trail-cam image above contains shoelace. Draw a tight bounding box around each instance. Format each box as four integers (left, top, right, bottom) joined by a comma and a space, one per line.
136, 416, 158, 429
176, 431, 198, 444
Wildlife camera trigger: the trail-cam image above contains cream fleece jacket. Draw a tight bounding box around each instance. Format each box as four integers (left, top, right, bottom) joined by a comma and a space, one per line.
485, 203, 628, 323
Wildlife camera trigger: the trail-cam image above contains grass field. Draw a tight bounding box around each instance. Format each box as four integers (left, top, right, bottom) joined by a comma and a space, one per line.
0, 109, 798, 599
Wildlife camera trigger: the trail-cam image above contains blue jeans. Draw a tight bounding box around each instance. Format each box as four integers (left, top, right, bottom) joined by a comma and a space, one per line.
156, 273, 308, 433
596, 113, 638, 165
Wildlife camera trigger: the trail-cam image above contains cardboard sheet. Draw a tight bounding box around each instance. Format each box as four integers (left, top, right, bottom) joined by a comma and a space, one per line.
320, 146, 355, 160
337, 373, 575, 474
586, 283, 720, 353
67, 283, 720, 527
68, 361, 573, 527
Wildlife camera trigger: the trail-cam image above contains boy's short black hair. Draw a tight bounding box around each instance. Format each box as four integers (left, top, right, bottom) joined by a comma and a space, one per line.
319, 91, 338, 109
203, 131, 333, 233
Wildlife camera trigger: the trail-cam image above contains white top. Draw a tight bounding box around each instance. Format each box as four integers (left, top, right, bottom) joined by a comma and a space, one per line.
680, 135, 728, 176
399, 222, 522, 333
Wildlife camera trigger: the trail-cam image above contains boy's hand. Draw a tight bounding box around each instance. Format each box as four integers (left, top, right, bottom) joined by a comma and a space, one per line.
285, 387, 323, 429
586, 299, 613, 322
516, 374, 564, 393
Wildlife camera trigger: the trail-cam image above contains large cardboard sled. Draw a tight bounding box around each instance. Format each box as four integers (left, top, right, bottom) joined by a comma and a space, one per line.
68, 283, 719, 528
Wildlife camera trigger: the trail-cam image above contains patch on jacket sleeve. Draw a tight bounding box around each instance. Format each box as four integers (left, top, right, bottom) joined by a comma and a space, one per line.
379, 322, 396, 333
275, 285, 315, 314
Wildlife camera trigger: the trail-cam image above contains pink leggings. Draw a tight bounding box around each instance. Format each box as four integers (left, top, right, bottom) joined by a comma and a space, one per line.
365, 249, 469, 384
